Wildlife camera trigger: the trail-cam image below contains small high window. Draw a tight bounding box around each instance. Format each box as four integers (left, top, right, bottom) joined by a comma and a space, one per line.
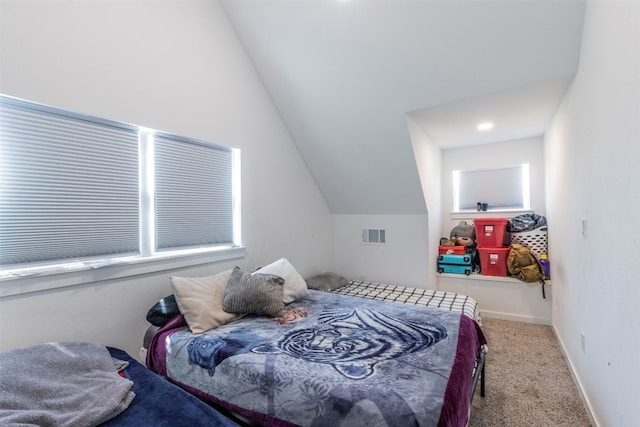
453, 164, 530, 212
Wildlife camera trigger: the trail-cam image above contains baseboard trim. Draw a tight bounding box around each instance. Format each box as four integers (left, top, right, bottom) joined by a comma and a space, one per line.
480, 310, 552, 326
551, 323, 600, 427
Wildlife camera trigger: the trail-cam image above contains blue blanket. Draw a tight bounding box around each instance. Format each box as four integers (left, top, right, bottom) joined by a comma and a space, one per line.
102, 348, 239, 427
159, 291, 483, 427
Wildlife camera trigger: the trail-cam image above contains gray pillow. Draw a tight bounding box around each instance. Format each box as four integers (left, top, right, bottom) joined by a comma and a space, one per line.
305, 272, 350, 291
223, 266, 285, 317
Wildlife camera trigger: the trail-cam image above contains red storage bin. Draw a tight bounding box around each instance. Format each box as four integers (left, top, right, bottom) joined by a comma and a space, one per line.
478, 247, 510, 276
474, 218, 510, 248
438, 245, 467, 255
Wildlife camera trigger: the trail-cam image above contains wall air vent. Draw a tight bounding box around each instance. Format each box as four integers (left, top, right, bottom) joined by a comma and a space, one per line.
362, 229, 386, 245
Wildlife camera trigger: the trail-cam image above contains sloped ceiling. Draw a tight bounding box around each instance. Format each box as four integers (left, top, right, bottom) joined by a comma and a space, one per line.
221, 0, 586, 215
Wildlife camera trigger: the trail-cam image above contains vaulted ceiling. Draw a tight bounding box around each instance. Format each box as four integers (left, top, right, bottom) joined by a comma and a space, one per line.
221, 0, 586, 214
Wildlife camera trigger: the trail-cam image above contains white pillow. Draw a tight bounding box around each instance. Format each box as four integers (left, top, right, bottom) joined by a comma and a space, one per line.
253, 258, 308, 304
170, 270, 241, 334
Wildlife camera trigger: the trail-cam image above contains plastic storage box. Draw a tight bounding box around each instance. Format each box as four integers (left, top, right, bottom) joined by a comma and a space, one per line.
478, 247, 510, 276
474, 218, 510, 248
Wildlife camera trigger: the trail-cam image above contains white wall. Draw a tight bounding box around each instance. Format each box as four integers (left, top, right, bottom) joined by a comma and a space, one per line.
0, 0, 332, 358
332, 214, 429, 289
436, 274, 551, 325
329, 117, 434, 290
407, 116, 441, 287
545, 1, 640, 426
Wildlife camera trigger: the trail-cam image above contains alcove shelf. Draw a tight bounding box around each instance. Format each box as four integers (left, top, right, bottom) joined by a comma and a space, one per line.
436, 273, 552, 325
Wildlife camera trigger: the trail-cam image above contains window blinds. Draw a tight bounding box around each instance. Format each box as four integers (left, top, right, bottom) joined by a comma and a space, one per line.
154, 132, 234, 251
0, 96, 140, 265
458, 166, 525, 211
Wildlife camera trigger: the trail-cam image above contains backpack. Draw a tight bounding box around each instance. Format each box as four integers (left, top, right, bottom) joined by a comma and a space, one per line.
507, 243, 547, 298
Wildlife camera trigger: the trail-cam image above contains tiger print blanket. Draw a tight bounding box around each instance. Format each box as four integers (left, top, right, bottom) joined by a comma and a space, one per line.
154, 290, 485, 427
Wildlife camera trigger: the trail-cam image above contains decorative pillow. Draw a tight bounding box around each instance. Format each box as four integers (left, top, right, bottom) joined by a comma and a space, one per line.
253, 258, 308, 304
170, 270, 241, 334
145, 294, 181, 327
305, 272, 350, 291
223, 266, 285, 317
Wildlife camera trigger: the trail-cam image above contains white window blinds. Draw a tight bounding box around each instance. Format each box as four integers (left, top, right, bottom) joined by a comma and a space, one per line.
1, 95, 239, 271
456, 165, 529, 211
153, 133, 234, 251
0, 96, 140, 265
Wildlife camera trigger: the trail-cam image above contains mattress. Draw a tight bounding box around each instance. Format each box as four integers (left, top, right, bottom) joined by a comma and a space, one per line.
331, 280, 482, 324
147, 289, 487, 427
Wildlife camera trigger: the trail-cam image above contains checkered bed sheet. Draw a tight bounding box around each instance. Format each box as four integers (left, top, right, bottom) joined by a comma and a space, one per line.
330, 280, 482, 324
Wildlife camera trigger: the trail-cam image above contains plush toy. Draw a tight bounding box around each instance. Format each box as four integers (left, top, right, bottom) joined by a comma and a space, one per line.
450, 221, 476, 247
440, 237, 456, 246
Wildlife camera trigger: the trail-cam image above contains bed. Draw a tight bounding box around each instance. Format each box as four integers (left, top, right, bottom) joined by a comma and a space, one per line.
103, 347, 241, 426
145, 269, 487, 427
328, 280, 482, 326
0, 342, 240, 427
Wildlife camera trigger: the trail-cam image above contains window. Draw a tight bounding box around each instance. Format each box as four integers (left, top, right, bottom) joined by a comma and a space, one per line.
153, 132, 235, 251
0, 95, 240, 273
453, 164, 530, 212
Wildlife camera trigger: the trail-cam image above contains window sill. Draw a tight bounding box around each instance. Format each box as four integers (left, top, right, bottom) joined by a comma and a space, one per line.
0, 246, 246, 298
450, 209, 533, 221
437, 272, 551, 284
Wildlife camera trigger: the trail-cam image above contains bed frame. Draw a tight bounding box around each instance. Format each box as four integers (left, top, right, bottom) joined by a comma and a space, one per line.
472, 347, 487, 402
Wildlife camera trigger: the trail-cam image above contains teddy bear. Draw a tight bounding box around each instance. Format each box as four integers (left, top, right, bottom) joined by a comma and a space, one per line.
449, 221, 476, 248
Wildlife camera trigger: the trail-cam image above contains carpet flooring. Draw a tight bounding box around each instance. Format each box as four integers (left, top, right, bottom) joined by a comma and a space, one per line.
468, 317, 592, 427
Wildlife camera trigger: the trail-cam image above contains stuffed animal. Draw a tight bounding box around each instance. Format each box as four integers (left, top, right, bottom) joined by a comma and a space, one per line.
440, 237, 456, 246
450, 221, 476, 247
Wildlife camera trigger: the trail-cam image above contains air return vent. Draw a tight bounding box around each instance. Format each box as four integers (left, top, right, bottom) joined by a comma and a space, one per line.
362, 229, 386, 245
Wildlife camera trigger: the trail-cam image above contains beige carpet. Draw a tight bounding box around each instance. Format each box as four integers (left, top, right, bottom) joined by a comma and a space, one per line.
469, 318, 592, 427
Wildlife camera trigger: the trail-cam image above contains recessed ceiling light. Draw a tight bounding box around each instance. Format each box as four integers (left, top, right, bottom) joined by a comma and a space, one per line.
477, 122, 494, 131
